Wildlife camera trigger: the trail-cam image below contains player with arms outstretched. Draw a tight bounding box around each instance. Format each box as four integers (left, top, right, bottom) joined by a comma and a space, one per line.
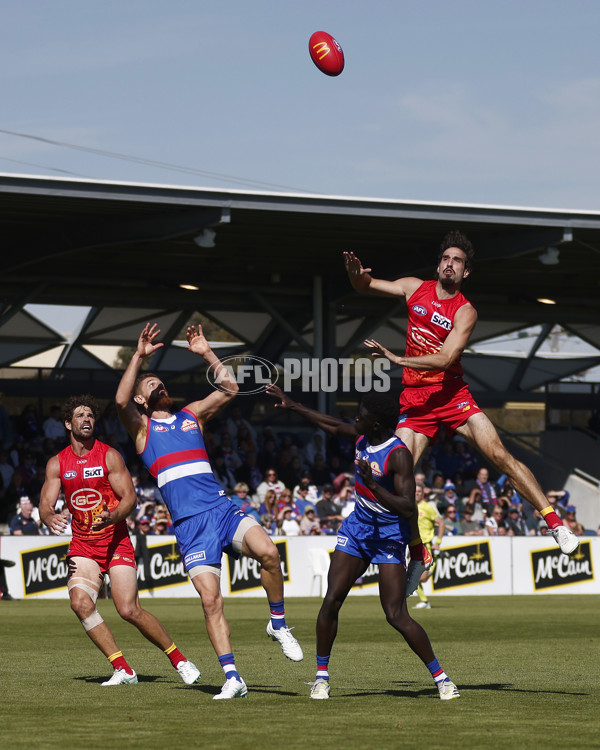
116, 323, 303, 700
344, 231, 578, 556
39, 394, 200, 686
267, 384, 459, 702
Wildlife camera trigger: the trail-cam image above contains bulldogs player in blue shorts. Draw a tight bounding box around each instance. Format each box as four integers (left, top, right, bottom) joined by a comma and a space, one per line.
116, 323, 303, 700
267, 384, 459, 702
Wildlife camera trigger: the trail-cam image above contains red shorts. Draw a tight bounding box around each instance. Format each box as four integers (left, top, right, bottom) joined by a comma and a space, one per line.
398, 380, 482, 440
67, 525, 136, 575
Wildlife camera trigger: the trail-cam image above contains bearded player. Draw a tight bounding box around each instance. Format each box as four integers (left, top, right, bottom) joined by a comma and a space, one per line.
344, 230, 578, 556
39, 394, 200, 686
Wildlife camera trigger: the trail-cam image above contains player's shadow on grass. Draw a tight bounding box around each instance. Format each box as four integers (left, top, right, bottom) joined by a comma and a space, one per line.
190, 684, 299, 698
75, 674, 164, 685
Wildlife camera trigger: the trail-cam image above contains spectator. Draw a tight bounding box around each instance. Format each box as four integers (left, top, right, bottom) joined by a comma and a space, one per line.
229, 482, 251, 510
276, 507, 301, 536
443, 505, 461, 535
336, 485, 355, 518
459, 507, 485, 536
2, 471, 27, 523
563, 506, 585, 537
292, 473, 320, 505
17, 404, 41, 442
485, 507, 506, 536
276, 489, 301, 521
0, 449, 14, 489
505, 506, 528, 536
234, 450, 262, 494
259, 513, 276, 536
311, 454, 334, 487
257, 437, 278, 474
303, 431, 327, 466
136, 515, 154, 535
234, 424, 256, 458
464, 488, 486, 524
299, 506, 321, 535
212, 449, 238, 493
10, 497, 42, 536
153, 518, 170, 535
474, 467, 497, 515
42, 405, 66, 445
226, 405, 257, 446
0, 393, 14, 449
219, 432, 242, 471
256, 468, 286, 503
259, 488, 279, 518
316, 486, 344, 533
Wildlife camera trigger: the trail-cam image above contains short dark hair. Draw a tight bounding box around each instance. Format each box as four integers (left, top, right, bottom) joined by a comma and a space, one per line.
134, 371, 159, 395
438, 230, 474, 270
62, 394, 99, 424
360, 392, 400, 430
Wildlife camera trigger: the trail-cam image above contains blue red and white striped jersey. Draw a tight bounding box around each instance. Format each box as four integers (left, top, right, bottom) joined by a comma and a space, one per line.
138, 408, 226, 523
353, 434, 411, 524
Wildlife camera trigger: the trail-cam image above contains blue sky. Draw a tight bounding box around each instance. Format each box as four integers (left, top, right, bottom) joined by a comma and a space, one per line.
2, 1, 600, 208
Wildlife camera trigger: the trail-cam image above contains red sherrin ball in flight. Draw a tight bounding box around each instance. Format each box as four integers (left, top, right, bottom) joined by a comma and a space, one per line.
308, 31, 344, 76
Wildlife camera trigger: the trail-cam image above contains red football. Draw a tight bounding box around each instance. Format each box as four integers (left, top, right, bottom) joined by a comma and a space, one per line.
308, 31, 344, 77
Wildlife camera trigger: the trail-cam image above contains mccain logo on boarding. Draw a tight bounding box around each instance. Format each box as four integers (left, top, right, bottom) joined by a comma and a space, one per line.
227, 539, 289, 593
431, 541, 493, 590
531, 541, 594, 590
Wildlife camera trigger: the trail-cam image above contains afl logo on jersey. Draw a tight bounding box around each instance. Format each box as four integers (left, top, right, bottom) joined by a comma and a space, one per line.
412, 304, 427, 316
71, 488, 102, 510
153, 424, 169, 432
63, 470, 77, 479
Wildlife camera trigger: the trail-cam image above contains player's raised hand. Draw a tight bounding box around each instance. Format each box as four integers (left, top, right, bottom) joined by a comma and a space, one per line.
343, 251, 372, 291
137, 323, 164, 358
186, 324, 210, 356
265, 383, 296, 410
364, 338, 403, 366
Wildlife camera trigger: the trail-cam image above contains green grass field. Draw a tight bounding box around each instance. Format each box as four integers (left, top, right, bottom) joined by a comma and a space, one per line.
0, 595, 597, 750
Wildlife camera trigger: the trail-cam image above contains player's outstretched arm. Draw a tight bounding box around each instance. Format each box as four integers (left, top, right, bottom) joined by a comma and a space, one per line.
183, 324, 239, 425
266, 383, 356, 439
116, 322, 162, 443
343, 251, 422, 298
39, 457, 69, 535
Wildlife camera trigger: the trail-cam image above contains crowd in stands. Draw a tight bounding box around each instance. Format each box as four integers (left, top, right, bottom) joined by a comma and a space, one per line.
0, 400, 598, 540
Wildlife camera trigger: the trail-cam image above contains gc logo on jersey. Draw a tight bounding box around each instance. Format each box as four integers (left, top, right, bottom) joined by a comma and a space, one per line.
412, 304, 427, 316
71, 488, 102, 510
83, 466, 103, 479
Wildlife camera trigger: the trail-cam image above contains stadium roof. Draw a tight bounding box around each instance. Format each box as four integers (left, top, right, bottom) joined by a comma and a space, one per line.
1, 172, 600, 404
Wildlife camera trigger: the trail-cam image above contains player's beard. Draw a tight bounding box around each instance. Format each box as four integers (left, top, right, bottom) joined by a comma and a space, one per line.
148, 387, 174, 412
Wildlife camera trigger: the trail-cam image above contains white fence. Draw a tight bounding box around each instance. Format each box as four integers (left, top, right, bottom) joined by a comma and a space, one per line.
1, 534, 598, 600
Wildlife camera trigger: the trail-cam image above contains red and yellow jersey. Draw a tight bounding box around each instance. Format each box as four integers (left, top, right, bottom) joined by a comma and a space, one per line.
58, 440, 124, 541
403, 279, 471, 387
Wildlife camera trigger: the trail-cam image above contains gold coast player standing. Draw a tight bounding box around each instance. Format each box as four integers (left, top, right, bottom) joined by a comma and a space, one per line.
344, 230, 579, 556
39, 395, 200, 686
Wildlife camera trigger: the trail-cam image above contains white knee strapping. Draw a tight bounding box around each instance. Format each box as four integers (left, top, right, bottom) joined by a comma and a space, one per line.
68, 578, 100, 604
81, 610, 104, 632
188, 564, 221, 580
232, 515, 259, 553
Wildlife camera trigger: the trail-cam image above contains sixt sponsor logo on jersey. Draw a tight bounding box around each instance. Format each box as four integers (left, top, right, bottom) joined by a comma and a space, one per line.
180, 419, 198, 432
431, 311, 452, 331
22, 542, 70, 596
71, 488, 102, 510
432, 541, 493, 590
412, 304, 428, 316
153, 424, 169, 432
531, 541, 594, 590
83, 466, 103, 479
63, 470, 77, 479
227, 540, 289, 593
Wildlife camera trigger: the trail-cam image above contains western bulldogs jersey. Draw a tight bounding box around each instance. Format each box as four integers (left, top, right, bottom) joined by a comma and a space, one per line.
139, 408, 226, 524
58, 440, 123, 541
353, 434, 412, 532
404, 279, 471, 387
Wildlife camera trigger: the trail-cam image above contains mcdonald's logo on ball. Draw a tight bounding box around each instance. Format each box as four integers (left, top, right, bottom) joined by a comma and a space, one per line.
308, 31, 344, 76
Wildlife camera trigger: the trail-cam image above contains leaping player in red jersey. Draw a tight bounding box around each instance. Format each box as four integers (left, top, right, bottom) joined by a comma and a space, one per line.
39, 394, 201, 686
344, 230, 579, 557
